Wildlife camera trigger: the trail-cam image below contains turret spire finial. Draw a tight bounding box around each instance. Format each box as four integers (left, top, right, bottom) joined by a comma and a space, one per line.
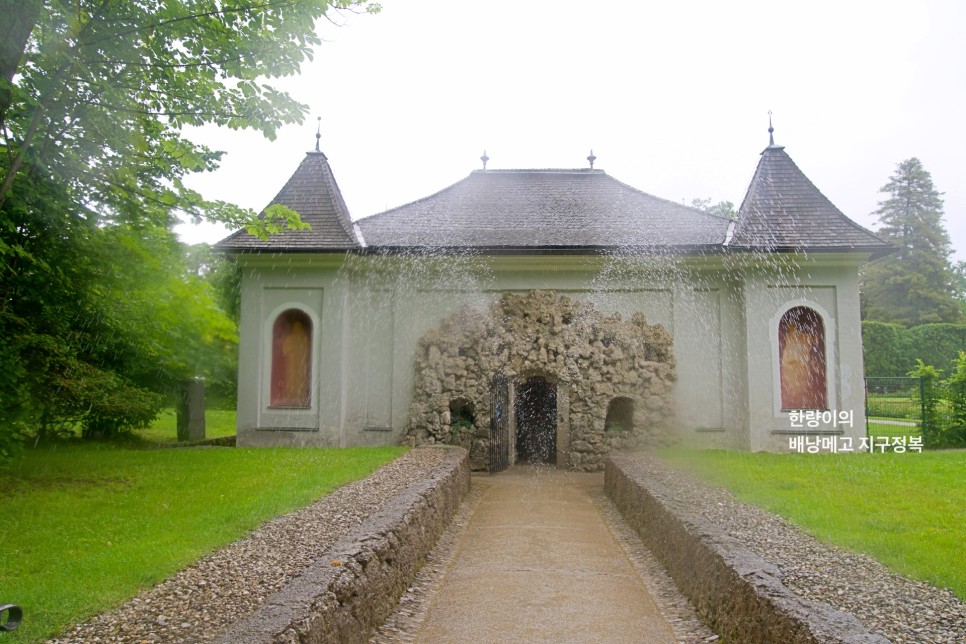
768, 110, 775, 147
315, 117, 322, 152
587, 149, 596, 169
480, 150, 489, 170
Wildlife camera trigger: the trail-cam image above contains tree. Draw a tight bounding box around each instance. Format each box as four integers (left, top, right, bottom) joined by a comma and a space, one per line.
1, 197, 238, 446
0, 1, 41, 115
953, 260, 966, 316
860, 158, 962, 325
0, 1, 378, 455
690, 197, 737, 219
186, 243, 242, 325
1, 0, 377, 233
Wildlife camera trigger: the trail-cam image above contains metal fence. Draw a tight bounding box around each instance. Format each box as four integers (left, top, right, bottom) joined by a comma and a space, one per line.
864, 376, 924, 439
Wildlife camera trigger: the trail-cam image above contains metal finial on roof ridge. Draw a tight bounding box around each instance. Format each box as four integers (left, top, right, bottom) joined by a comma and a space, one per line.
768, 110, 775, 147
587, 149, 596, 169
315, 117, 322, 152
480, 150, 489, 170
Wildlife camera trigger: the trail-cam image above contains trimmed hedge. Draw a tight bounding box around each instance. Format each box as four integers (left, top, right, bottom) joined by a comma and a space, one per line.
863, 322, 966, 377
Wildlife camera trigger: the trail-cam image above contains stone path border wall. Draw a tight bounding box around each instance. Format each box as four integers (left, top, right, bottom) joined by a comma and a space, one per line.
218, 447, 469, 644
605, 454, 889, 644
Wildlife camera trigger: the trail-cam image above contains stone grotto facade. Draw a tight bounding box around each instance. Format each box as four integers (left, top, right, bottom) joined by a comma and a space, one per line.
407, 290, 675, 471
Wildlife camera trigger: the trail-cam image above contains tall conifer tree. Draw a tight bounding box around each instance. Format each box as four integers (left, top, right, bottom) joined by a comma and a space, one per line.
861, 158, 962, 325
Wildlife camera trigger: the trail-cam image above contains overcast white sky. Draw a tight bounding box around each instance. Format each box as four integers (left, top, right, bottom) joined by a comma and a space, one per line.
178, 0, 966, 261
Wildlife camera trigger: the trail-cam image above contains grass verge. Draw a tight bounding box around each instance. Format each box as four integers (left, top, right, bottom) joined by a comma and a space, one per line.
0, 442, 407, 642
657, 448, 965, 600
136, 407, 237, 443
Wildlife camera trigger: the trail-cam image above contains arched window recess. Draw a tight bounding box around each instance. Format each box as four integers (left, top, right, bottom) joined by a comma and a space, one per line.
270, 308, 313, 408
779, 306, 827, 411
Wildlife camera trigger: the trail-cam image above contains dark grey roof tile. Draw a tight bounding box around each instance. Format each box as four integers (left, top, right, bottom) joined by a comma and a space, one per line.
731, 145, 891, 253
217, 152, 359, 251
356, 169, 731, 249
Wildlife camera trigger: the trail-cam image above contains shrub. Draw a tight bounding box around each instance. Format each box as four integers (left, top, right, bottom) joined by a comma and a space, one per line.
862, 321, 906, 376
904, 324, 966, 376
945, 351, 966, 445
862, 321, 966, 377
908, 360, 943, 447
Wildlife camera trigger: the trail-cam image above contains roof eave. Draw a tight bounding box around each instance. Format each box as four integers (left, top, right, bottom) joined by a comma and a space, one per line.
724, 243, 896, 261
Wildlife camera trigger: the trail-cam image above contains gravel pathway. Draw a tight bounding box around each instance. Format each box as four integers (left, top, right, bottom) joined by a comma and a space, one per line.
52, 448, 449, 643
626, 452, 966, 644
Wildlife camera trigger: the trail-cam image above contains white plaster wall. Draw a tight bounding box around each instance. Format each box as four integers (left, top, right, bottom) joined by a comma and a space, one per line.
740, 258, 868, 452
235, 252, 869, 453
235, 256, 348, 447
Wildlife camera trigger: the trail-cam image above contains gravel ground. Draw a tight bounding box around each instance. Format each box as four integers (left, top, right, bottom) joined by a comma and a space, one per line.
51, 448, 964, 643
52, 447, 449, 643
626, 452, 966, 644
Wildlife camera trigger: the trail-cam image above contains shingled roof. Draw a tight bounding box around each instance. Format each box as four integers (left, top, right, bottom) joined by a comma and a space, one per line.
217, 151, 360, 251
730, 143, 891, 256
356, 169, 731, 250
217, 138, 892, 260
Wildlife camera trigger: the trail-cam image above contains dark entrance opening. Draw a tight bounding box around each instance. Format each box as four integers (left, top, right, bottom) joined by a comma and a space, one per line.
515, 376, 557, 465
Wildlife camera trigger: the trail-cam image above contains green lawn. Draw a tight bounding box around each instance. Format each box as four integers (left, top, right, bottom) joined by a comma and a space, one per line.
0, 442, 407, 642
136, 407, 238, 443
658, 448, 966, 600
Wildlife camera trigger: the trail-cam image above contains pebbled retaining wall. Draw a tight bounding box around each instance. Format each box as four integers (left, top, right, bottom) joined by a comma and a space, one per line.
605, 454, 889, 644
219, 446, 469, 644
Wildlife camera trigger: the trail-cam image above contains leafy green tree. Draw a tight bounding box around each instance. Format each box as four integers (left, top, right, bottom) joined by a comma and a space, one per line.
1, 1, 378, 454
1, 201, 237, 446
186, 243, 242, 325
690, 197, 737, 220
0, 0, 377, 233
861, 158, 962, 325
952, 260, 966, 316
908, 360, 943, 446
947, 351, 966, 445
861, 321, 906, 376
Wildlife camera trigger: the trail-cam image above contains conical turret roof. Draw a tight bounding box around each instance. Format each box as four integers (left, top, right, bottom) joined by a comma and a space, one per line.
731, 143, 890, 255
217, 151, 360, 251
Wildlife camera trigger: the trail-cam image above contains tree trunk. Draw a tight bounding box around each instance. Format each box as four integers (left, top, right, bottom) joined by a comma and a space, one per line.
0, 0, 41, 119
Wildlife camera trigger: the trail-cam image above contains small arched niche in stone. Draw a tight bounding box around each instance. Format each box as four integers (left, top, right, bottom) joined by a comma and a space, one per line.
605, 397, 634, 435
447, 398, 475, 441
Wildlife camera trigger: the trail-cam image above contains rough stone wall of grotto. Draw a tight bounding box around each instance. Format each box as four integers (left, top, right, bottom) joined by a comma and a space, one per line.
405, 290, 677, 471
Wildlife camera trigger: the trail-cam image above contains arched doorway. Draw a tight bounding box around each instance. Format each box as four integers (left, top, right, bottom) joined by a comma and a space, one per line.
515, 376, 557, 464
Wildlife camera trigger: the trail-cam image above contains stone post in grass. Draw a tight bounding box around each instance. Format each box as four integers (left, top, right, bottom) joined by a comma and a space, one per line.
177, 378, 206, 442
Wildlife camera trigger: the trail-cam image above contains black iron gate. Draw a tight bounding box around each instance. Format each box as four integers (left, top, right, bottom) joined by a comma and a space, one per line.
489, 374, 509, 473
